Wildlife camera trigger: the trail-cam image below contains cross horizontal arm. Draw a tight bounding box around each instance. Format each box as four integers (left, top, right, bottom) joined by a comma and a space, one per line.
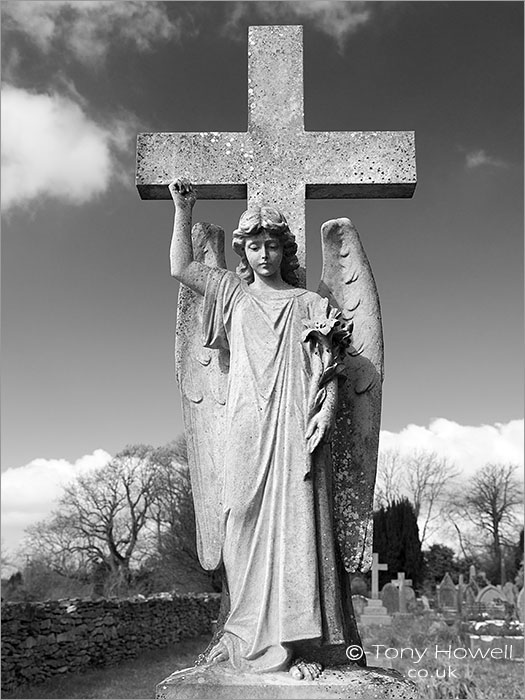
304, 131, 416, 198
136, 132, 253, 200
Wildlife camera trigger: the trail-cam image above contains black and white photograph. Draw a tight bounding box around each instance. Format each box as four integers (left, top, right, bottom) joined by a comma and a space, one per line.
1, 2, 523, 698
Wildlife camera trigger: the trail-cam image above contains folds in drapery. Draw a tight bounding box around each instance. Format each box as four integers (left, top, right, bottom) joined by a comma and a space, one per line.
200, 270, 358, 672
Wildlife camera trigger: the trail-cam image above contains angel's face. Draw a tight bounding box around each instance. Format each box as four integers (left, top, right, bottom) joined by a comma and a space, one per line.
245, 232, 283, 279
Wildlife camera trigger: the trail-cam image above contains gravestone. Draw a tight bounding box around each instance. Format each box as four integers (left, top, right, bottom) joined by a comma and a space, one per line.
359, 598, 392, 628
476, 585, 504, 605
140, 23, 416, 700
437, 572, 457, 610
138, 23, 415, 583
475, 585, 507, 620
402, 584, 417, 614
360, 554, 392, 626
351, 595, 368, 618
350, 575, 368, 598
502, 582, 518, 607
464, 582, 477, 607
457, 573, 465, 615
466, 564, 479, 602
370, 553, 388, 599
419, 595, 431, 611
390, 572, 412, 614
517, 587, 524, 622
381, 583, 399, 614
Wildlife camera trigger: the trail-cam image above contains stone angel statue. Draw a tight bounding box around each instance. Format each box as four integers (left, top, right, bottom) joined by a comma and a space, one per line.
169, 179, 383, 681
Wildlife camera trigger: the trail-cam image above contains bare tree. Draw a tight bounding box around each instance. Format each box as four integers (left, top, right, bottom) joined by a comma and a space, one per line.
404, 450, 459, 544
23, 512, 92, 579
374, 449, 404, 508
452, 463, 523, 584
146, 437, 219, 590
23, 444, 161, 593
374, 448, 459, 544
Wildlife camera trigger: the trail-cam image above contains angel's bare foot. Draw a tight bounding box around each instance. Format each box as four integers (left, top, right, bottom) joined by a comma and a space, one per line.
208, 639, 229, 664
289, 658, 322, 681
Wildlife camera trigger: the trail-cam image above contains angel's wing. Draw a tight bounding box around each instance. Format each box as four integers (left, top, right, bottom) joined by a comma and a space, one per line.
175, 222, 229, 571
318, 218, 384, 574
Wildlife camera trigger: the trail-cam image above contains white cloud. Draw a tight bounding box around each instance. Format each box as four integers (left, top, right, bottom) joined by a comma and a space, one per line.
224, 1, 372, 48
379, 418, 524, 477
1, 84, 135, 211
2, 0, 179, 64
1, 450, 112, 562
277, 0, 372, 44
465, 149, 508, 169
2, 420, 522, 566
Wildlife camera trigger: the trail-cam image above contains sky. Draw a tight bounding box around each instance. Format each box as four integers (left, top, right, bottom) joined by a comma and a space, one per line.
1, 1, 523, 561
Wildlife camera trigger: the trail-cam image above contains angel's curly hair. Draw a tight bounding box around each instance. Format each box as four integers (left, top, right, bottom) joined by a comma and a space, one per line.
232, 206, 300, 286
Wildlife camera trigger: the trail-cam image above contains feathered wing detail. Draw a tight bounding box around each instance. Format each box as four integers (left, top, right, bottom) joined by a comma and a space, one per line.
175, 222, 229, 571
317, 218, 384, 574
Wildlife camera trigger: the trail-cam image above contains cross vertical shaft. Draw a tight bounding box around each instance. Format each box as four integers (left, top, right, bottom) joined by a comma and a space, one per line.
247, 26, 307, 274
371, 552, 388, 599
136, 25, 417, 285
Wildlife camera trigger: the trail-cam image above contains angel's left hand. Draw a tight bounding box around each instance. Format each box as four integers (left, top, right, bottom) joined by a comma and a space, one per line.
306, 410, 335, 453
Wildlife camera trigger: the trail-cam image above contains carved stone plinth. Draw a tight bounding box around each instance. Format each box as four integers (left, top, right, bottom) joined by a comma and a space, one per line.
156, 663, 417, 699
359, 598, 392, 627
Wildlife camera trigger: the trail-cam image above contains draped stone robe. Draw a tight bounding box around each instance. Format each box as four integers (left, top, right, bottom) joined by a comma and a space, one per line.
202, 269, 361, 673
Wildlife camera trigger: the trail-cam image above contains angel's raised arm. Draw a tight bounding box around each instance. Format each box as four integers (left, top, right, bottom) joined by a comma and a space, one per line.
169, 179, 211, 296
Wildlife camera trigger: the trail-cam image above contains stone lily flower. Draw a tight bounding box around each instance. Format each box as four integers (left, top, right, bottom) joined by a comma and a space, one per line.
302, 307, 354, 395
302, 307, 353, 354
301, 307, 342, 343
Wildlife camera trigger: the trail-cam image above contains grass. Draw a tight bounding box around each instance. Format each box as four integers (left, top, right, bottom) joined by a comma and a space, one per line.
5, 618, 524, 699
361, 615, 524, 699
3, 635, 209, 699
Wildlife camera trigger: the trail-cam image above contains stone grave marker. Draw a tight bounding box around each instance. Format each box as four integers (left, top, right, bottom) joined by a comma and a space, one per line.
437, 572, 457, 610
517, 587, 524, 622
457, 573, 465, 615
476, 585, 504, 605
143, 23, 417, 699
403, 583, 417, 613
419, 595, 431, 611
381, 582, 399, 614
464, 582, 477, 607
502, 582, 518, 607
391, 572, 412, 614
359, 598, 392, 627
370, 553, 388, 599
351, 595, 368, 618
359, 553, 392, 627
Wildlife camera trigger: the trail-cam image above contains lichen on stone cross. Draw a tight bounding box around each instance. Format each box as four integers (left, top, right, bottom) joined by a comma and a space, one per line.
136, 25, 417, 283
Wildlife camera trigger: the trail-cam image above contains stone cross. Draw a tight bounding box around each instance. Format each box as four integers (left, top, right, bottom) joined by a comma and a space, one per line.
391, 572, 412, 588
371, 552, 388, 599
136, 25, 416, 282
391, 572, 412, 613
458, 573, 464, 614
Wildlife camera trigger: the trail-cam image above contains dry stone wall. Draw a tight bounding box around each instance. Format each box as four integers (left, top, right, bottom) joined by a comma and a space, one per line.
1, 592, 220, 691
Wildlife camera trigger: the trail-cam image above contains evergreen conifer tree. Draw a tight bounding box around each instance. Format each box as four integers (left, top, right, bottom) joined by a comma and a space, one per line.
373, 498, 425, 588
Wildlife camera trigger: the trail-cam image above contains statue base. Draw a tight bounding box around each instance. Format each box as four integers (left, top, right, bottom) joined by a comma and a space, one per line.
156, 663, 417, 699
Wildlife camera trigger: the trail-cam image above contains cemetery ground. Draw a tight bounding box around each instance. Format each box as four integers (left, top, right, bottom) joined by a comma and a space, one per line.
4, 618, 523, 699
361, 615, 524, 700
